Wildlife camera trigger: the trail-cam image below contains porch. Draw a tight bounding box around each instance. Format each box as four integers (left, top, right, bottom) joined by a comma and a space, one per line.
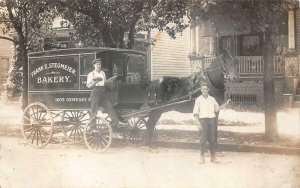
190, 55, 300, 107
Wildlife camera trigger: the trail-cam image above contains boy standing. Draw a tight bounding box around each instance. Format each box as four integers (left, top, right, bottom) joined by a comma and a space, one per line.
193, 85, 220, 164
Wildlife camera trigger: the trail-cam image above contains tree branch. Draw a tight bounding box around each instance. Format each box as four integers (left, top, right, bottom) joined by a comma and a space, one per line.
0, 35, 18, 43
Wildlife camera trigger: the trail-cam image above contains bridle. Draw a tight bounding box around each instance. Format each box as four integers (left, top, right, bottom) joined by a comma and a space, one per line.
203, 55, 230, 78
189, 54, 236, 94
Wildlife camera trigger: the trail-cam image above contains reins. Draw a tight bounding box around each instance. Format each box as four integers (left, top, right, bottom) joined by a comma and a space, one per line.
204, 71, 226, 93
203, 55, 229, 77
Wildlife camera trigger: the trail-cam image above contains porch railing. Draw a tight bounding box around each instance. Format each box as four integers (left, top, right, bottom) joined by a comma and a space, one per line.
236, 56, 284, 78
199, 56, 285, 78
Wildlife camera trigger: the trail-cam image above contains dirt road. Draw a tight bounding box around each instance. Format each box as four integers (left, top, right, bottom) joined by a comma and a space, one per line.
1, 136, 299, 188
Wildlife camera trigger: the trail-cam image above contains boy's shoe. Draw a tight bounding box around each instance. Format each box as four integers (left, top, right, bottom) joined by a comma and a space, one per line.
199, 156, 205, 164
210, 156, 219, 163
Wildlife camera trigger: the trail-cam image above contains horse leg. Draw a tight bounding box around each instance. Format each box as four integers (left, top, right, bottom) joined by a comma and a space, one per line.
146, 110, 162, 148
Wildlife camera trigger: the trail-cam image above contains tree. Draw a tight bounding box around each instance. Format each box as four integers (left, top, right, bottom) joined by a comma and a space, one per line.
0, 0, 58, 109
57, 0, 155, 49
187, 0, 298, 140
57, 0, 191, 49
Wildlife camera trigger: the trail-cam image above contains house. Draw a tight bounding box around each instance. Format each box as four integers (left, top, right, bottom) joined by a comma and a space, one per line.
0, 23, 13, 98
189, 9, 300, 107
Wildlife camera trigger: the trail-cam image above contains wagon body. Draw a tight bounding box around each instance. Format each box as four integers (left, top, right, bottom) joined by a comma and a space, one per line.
23, 48, 153, 152
28, 48, 149, 111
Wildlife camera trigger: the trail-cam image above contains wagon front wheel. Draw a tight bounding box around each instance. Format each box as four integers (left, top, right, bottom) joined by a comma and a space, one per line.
84, 117, 113, 153
124, 117, 149, 147
22, 102, 54, 148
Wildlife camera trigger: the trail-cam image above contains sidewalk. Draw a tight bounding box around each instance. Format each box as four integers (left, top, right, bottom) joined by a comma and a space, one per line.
153, 108, 300, 155
1, 101, 300, 155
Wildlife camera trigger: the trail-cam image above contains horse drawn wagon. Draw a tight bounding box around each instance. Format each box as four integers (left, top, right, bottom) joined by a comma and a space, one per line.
22, 47, 238, 153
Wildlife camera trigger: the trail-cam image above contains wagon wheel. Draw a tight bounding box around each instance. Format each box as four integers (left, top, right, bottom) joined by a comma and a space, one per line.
84, 117, 113, 153
21, 102, 54, 149
61, 110, 90, 143
123, 117, 149, 147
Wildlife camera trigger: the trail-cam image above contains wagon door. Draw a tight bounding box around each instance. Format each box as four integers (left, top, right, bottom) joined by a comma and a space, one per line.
116, 54, 148, 109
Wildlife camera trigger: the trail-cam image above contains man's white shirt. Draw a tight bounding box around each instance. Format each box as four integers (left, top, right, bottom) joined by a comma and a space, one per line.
86, 70, 106, 88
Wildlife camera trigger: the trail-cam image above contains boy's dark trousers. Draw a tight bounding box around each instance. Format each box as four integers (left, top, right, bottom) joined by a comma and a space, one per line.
199, 118, 217, 156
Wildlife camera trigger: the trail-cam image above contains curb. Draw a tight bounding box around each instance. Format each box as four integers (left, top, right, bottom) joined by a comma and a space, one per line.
153, 141, 300, 155
1, 125, 300, 155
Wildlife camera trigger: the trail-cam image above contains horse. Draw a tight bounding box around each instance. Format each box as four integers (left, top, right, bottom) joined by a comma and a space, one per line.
146, 52, 239, 147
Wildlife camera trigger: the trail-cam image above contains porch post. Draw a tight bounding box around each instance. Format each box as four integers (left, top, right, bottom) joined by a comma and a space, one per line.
195, 26, 200, 54
288, 10, 295, 51
190, 26, 196, 54
210, 37, 216, 55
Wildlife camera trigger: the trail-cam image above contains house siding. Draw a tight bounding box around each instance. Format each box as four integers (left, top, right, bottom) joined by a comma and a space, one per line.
0, 26, 13, 94
150, 28, 191, 80
0, 39, 13, 58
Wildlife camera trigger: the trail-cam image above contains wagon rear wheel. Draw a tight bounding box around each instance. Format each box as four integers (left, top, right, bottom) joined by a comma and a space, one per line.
84, 117, 113, 153
22, 102, 54, 148
62, 110, 90, 143
124, 117, 149, 147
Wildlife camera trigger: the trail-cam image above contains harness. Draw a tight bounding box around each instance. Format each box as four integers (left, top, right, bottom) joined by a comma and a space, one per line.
206, 57, 228, 94
203, 55, 230, 78
204, 71, 225, 93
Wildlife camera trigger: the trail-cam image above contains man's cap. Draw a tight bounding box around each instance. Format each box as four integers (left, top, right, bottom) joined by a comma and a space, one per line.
92, 58, 102, 65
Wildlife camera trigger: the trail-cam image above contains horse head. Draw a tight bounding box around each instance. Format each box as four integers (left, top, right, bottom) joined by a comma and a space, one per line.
219, 52, 239, 81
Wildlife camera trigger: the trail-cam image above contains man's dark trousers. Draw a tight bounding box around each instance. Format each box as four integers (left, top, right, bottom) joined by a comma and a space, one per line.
90, 86, 119, 127
199, 118, 217, 156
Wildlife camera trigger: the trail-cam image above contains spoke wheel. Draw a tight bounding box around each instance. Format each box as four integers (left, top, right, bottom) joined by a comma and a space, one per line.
22, 102, 54, 149
62, 110, 90, 143
84, 117, 113, 153
124, 117, 149, 147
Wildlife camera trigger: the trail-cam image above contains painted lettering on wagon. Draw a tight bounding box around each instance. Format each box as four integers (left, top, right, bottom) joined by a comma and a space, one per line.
31, 62, 77, 84
31, 63, 76, 77
37, 76, 71, 83
55, 97, 91, 102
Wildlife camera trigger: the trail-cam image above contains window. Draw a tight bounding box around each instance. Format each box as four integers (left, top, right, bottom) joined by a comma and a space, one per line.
241, 35, 261, 56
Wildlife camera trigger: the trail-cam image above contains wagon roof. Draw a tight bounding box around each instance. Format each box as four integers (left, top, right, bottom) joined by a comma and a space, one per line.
28, 47, 146, 57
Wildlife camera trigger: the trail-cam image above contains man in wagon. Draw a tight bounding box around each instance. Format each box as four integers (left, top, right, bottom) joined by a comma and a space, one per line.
193, 85, 220, 164
86, 58, 127, 129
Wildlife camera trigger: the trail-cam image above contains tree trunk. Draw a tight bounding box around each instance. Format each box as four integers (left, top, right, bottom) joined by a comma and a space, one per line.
262, 31, 278, 141
19, 42, 28, 110
127, 26, 135, 49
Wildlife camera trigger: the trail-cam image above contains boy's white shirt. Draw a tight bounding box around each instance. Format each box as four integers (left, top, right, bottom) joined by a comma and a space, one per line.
193, 95, 219, 118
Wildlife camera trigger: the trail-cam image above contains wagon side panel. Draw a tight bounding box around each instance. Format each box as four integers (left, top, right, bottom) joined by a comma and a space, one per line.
28, 54, 91, 110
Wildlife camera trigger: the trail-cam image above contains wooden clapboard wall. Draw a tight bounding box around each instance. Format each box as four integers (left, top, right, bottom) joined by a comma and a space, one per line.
150, 28, 191, 80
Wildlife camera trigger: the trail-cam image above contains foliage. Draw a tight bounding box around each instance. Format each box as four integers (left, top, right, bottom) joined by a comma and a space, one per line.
3, 45, 22, 92
189, 0, 298, 35
57, 0, 195, 49
57, 0, 158, 49
0, 0, 58, 53
149, 0, 190, 38
0, 0, 58, 107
